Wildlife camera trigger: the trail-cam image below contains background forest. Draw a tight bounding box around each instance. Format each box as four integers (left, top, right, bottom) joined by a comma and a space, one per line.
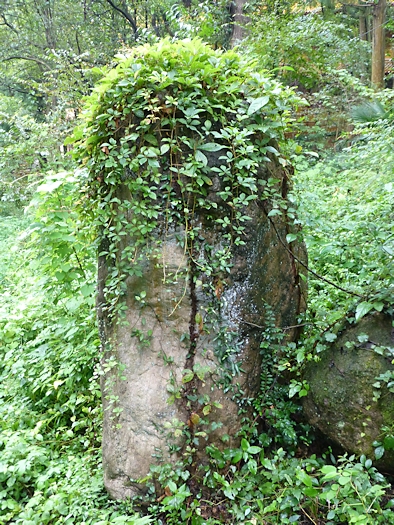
0, 0, 394, 524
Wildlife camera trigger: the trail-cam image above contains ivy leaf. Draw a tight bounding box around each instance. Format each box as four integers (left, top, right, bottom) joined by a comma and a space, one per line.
80, 284, 95, 297
182, 369, 194, 383
355, 301, 374, 321
375, 445, 385, 460
286, 233, 297, 243
198, 143, 225, 152
324, 332, 337, 342
373, 301, 384, 312
195, 150, 208, 166
247, 95, 270, 116
383, 436, 394, 450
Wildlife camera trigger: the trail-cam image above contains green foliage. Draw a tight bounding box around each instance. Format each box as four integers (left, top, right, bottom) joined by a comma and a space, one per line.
166, 0, 232, 47
286, 86, 393, 329
279, 86, 394, 463
0, 172, 147, 523
0, 107, 72, 214
65, 38, 394, 525
71, 38, 298, 321
146, 446, 393, 524
0, 0, 232, 115
0, 14, 393, 523
351, 100, 389, 123
245, 14, 370, 90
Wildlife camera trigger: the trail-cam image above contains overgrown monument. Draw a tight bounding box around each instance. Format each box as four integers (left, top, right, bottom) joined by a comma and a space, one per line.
74, 40, 306, 499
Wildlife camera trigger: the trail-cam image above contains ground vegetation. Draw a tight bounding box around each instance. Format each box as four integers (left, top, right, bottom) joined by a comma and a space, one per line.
0, 1, 394, 523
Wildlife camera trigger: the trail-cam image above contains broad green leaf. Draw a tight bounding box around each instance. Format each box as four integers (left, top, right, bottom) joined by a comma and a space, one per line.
223, 486, 235, 500
144, 134, 158, 145
383, 435, 394, 450
338, 475, 351, 485
231, 450, 243, 464
373, 301, 384, 312
248, 458, 257, 474
321, 465, 337, 474
182, 369, 194, 383
304, 487, 319, 497
195, 150, 208, 166
241, 438, 249, 451
167, 480, 177, 493
297, 470, 313, 487
355, 301, 373, 321
248, 446, 262, 454
286, 233, 297, 243
248, 95, 270, 115
81, 284, 95, 297
198, 143, 225, 152
267, 209, 282, 217
320, 465, 338, 481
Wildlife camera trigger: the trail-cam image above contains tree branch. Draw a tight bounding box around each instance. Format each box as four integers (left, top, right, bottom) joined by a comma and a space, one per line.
0, 13, 18, 33
337, 0, 374, 6
3, 55, 52, 69
103, 0, 138, 34
266, 214, 364, 299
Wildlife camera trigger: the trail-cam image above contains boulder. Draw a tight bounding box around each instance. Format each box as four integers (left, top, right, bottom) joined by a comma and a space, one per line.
303, 312, 394, 472
99, 179, 306, 499
76, 40, 307, 499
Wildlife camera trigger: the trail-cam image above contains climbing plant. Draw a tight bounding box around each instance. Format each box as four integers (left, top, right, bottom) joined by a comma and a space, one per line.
70, 39, 300, 323
68, 38, 310, 514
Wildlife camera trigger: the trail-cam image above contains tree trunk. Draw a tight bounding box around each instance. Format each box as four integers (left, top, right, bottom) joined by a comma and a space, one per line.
371, 0, 386, 88
230, 0, 249, 47
359, 13, 367, 41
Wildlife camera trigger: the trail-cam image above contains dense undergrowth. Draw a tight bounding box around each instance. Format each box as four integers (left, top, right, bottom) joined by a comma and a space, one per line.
1, 20, 394, 525
1, 106, 394, 524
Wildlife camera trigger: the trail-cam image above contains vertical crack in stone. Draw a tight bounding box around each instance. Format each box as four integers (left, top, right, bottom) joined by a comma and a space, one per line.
182, 256, 200, 473
184, 257, 199, 407
97, 230, 111, 346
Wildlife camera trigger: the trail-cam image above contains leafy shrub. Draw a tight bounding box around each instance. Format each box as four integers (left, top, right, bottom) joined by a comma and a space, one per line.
0, 172, 147, 523
0, 109, 73, 214
245, 14, 370, 90
146, 445, 393, 524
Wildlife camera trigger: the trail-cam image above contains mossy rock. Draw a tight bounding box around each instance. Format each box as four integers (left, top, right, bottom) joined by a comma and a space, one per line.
74, 39, 307, 499
303, 312, 394, 472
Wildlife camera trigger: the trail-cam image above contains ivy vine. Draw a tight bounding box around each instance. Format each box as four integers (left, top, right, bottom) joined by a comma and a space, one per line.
71, 38, 299, 334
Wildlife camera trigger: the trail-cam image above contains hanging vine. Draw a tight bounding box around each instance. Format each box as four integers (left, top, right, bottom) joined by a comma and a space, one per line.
70, 39, 301, 329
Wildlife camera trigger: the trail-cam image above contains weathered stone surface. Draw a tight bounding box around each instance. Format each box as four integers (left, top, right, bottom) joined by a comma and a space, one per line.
99, 174, 306, 499
303, 312, 394, 471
